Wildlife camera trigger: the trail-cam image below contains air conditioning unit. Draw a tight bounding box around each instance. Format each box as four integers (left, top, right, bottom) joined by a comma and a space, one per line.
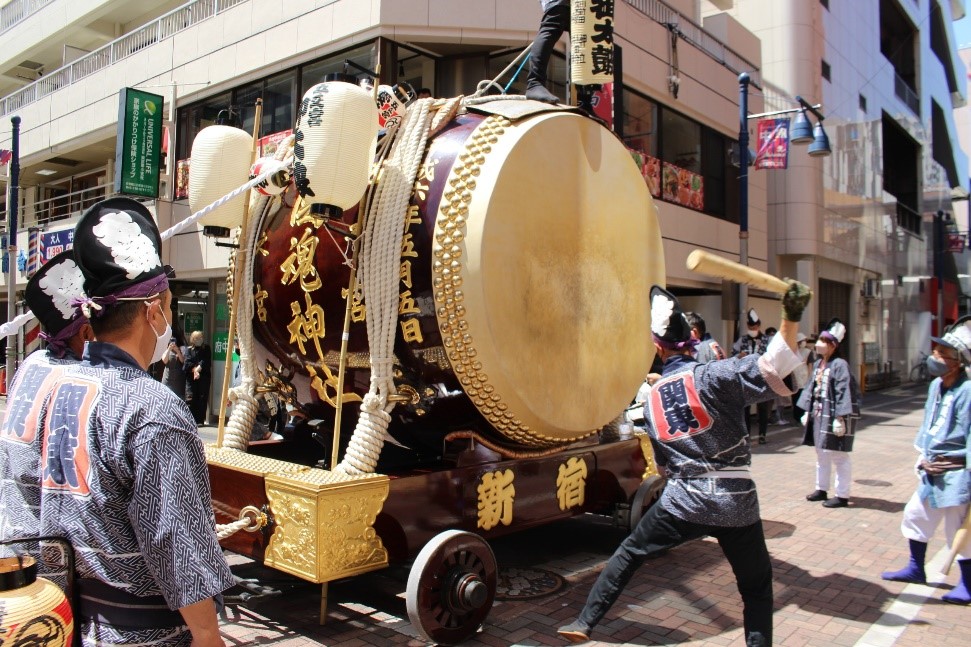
862, 278, 880, 299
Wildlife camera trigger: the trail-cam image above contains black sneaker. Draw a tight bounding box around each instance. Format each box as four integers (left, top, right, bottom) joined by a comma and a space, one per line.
822, 497, 849, 508
805, 489, 828, 502
526, 84, 561, 104
557, 620, 591, 643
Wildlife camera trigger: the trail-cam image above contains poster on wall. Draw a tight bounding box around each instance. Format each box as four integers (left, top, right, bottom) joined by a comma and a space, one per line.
661, 162, 704, 211
259, 129, 292, 157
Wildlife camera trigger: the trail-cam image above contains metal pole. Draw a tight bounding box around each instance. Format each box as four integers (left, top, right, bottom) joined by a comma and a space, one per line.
738, 73, 750, 335
6, 116, 21, 393
936, 210, 945, 336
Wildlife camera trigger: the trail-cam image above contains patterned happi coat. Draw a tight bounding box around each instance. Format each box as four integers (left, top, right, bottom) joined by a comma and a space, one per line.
0, 342, 234, 645
695, 334, 727, 364
913, 374, 971, 509
644, 338, 798, 527
796, 357, 859, 452
1, 349, 79, 542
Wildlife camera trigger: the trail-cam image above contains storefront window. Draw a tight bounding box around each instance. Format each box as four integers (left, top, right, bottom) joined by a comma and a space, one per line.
238, 71, 295, 138
175, 91, 232, 161
300, 43, 376, 94
395, 43, 436, 97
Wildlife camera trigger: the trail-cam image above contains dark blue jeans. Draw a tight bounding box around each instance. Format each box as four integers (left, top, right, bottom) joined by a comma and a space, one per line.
578, 503, 773, 646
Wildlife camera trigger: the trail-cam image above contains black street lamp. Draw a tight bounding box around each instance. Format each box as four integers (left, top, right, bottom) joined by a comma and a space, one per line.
737, 73, 830, 333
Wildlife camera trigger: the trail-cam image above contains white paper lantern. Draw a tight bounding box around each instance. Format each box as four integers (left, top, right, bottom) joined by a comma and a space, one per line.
250, 157, 290, 196
293, 81, 379, 215
189, 125, 252, 227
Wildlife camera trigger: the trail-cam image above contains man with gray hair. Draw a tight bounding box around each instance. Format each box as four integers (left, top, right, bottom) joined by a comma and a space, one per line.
881, 315, 971, 604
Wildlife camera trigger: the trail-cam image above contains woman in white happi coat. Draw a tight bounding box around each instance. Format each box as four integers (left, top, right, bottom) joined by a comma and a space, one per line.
796, 318, 860, 508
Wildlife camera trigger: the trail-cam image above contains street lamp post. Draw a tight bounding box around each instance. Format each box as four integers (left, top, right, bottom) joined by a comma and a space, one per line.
5, 116, 20, 393
736, 73, 830, 335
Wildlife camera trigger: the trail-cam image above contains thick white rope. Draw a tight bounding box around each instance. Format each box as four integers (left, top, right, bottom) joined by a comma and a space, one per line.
160, 160, 288, 241
335, 99, 438, 475
215, 517, 252, 540
222, 138, 296, 450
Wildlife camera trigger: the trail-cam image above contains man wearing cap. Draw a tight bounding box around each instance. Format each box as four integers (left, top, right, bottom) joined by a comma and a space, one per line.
1, 250, 94, 546
733, 308, 772, 444
797, 319, 861, 508
22, 198, 235, 644
558, 280, 812, 646
881, 316, 971, 604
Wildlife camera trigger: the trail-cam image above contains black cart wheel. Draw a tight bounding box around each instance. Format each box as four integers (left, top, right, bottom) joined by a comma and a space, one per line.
629, 475, 665, 532
405, 530, 497, 645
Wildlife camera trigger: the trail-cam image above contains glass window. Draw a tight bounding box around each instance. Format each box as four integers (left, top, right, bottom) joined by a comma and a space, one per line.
621, 90, 657, 157
395, 43, 436, 97
661, 110, 701, 173
175, 91, 232, 160
300, 43, 377, 95
237, 71, 296, 138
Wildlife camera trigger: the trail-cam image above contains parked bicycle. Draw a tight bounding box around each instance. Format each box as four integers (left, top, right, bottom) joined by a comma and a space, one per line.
910, 351, 930, 383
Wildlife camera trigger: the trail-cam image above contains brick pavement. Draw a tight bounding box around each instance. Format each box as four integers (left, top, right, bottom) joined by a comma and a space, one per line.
203, 382, 970, 646
5, 382, 971, 645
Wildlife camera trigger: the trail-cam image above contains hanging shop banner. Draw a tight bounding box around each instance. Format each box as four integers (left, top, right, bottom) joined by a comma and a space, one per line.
114, 87, 164, 198
570, 0, 615, 85
947, 232, 966, 253
754, 117, 790, 170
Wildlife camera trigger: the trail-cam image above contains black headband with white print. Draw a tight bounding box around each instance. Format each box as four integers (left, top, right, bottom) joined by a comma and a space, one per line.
72, 197, 172, 318
25, 250, 86, 357
650, 285, 696, 350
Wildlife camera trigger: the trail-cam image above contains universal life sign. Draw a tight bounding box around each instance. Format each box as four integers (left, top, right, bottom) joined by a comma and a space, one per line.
114, 87, 164, 198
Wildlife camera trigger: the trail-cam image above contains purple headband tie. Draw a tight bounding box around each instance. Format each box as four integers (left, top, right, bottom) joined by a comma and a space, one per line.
39, 316, 86, 358
72, 272, 170, 320
819, 331, 838, 344
653, 334, 700, 351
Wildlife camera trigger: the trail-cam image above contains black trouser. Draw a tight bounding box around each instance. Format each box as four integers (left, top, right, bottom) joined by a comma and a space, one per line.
527, 4, 570, 89
577, 503, 773, 646
748, 401, 771, 440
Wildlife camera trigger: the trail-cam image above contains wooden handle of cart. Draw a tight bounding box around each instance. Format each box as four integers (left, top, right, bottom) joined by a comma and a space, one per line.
686, 250, 790, 295
941, 504, 971, 574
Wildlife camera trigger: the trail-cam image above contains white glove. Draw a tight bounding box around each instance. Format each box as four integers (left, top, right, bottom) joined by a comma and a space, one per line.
800, 413, 808, 427
833, 417, 846, 437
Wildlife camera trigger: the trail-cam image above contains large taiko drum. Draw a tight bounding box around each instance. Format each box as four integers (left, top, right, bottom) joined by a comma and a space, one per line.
251, 101, 664, 452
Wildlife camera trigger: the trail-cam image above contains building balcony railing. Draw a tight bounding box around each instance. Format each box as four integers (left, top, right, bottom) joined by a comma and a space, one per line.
0, 0, 246, 116
624, 0, 762, 87
894, 71, 920, 115
0, 0, 55, 35
0, 181, 117, 232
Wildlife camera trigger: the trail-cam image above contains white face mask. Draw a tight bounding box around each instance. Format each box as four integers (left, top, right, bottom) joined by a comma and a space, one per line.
814, 341, 829, 356
147, 301, 172, 364
747, 329, 759, 338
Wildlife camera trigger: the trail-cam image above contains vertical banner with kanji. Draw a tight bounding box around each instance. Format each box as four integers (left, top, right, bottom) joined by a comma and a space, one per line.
571, 0, 615, 86
754, 117, 790, 170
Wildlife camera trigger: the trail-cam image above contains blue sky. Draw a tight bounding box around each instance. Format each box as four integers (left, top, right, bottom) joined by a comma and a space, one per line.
955, 0, 971, 48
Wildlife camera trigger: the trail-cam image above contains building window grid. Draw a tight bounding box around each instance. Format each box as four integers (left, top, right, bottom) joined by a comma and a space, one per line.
822, 59, 831, 81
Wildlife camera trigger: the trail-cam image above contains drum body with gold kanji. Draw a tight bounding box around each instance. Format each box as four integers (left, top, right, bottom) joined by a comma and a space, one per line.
251, 101, 664, 456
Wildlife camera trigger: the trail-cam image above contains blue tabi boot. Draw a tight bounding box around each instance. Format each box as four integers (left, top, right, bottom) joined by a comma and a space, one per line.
881, 540, 927, 584
942, 559, 971, 604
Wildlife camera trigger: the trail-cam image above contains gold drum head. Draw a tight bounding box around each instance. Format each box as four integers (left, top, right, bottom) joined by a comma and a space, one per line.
432, 111, 664, 446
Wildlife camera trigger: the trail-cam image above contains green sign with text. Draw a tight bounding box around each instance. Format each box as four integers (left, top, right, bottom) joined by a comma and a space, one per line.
114, 87, 163, 198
